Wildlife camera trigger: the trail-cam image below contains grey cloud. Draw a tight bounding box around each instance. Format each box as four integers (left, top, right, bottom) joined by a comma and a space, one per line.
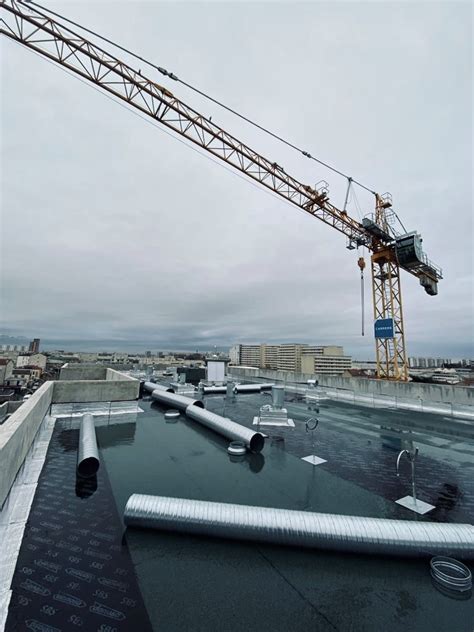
1, 1, 472, 358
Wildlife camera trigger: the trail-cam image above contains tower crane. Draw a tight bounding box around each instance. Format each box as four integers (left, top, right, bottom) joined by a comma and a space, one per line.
0, 0, 443, 380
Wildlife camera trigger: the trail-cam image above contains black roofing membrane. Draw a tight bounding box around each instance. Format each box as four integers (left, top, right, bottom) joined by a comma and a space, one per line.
5, 422, 151, 632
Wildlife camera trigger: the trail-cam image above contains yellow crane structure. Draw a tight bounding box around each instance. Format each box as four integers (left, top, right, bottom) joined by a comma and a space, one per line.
0, 0, 443, 380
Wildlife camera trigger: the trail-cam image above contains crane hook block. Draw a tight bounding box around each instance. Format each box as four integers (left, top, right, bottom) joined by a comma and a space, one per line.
358, 257, 366, 271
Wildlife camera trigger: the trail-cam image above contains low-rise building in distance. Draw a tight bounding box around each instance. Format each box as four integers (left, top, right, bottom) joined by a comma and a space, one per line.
230, 343, 352, 376
16, 353, 47, 371
0, 358, 14, 384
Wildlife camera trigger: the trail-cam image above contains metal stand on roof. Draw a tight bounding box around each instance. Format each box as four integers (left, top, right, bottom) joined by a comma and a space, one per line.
252, 386, 294, 427
301, 417, 327, 466
395, 446, 435, 514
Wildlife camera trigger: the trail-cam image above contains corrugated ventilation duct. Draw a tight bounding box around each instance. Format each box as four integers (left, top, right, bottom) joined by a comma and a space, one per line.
144, 381, 174, 394
151, 389, 204, 412
233, 383, 274, 394
77, 413, 100, 478
124, 495, 474, 559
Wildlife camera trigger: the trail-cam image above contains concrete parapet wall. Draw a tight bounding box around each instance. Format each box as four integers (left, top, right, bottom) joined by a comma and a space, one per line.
59, 364, 107, 381
228, 367, 474, 406
52, 378, 138, 403
0, 382, 54, 507
0, 370, 138, 506
106, 368, 136, 382
0, 401, 23, 424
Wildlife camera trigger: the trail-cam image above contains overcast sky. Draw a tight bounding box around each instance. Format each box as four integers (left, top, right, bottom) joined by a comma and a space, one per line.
1, 1, 472, 357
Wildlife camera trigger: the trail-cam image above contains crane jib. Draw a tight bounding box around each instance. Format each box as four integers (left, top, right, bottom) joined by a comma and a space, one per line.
1, 0, 443, 381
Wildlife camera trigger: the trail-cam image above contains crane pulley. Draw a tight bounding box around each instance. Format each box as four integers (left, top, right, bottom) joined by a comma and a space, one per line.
0, 0, 443, 380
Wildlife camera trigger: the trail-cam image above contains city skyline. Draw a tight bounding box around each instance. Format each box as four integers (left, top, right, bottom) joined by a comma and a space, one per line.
0, 332, 472, 361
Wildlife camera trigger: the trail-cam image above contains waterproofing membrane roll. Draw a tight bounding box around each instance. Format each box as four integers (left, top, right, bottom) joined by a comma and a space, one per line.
151, 389, 204, 412
124, 495, 474, 559
144, 381, 174, 394
186, 404, 264, 453
77, 413, 100, 478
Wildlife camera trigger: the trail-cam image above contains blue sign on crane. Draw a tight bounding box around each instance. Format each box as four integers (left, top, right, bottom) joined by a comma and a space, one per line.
374, 318, 394, 339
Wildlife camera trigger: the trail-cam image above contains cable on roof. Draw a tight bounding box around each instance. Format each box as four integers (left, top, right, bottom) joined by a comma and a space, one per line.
21, 0, 377, 197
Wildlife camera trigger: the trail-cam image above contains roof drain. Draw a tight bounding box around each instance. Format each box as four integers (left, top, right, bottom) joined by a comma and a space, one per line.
186, 404, 265, 453
164, 410, 180, 420
123, 495, 474, 559
227, 441, 246, 456
77, 413, 100, 478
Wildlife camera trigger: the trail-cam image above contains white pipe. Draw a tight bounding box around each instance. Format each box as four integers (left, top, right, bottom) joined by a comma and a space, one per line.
77, 413, 99, 478
186, 404, 264, 452
151, 389, 204, 411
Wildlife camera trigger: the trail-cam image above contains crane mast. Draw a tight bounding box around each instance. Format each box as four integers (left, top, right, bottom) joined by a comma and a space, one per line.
0, 0, 443, 380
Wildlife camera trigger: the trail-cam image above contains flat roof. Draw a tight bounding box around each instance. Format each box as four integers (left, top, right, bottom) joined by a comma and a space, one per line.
2, 387, 474, 630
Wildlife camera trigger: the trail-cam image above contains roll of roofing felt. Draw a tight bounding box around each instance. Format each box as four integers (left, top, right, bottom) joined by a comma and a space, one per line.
124, 495, 474, 559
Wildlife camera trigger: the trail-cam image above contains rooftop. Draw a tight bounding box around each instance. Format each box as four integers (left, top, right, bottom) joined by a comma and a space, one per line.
0, 370, 473, 631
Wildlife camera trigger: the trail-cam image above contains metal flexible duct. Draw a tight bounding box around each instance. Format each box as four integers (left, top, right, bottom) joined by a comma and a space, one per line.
144, 381, 174, 394
151, 389, 204, 412
233, 383, 274, 393
202, 386, 227, 394
124, 495, 474, 559
185, 404, 265, 453
77, 413, 100, 478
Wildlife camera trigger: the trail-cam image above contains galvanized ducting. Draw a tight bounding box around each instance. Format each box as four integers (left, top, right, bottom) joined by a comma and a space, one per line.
144, 381, 174, 394
186, 404, 264, 453
233, 383, 274, 394
271, 385, 285, 409
124, 495, 474, 559
151, 389, 204, 412
77, 413, 100, 478
202, 385, 227, 394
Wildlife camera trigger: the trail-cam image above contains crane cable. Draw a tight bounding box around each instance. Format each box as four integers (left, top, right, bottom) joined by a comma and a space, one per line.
20, 0, 377, 198
357, 256, 366, 337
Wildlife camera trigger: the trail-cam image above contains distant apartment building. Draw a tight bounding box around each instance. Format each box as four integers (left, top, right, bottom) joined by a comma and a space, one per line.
11, 368, 34, 387
0, 344, 28, 352
261, 344, 279, 369
0, 358, 14, 384
277, 344, 307, 372
17, 353, 47, 371
29, 338, 41, 353
232, 343, 351, 375
240, 344, 261, 367
408, 357, 458, 369
301, 346, 352, 375
229, 345, 241, 365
